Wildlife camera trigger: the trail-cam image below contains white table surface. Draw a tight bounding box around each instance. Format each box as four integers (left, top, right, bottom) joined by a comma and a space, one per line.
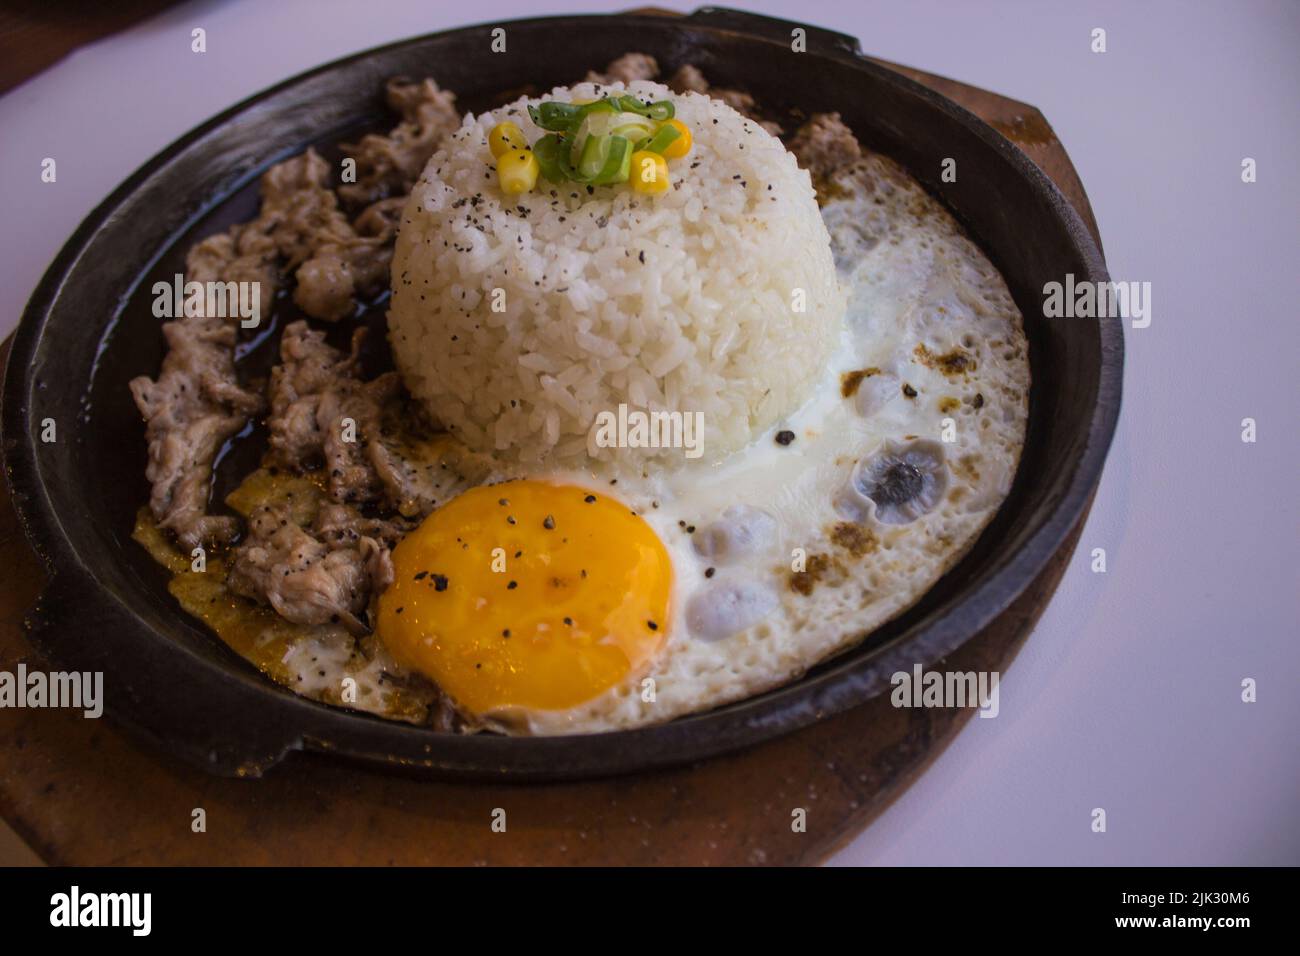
1, 0, 1295, 866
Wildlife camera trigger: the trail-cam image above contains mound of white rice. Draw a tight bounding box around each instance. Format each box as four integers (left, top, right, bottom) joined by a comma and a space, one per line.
388, 80, 845, 468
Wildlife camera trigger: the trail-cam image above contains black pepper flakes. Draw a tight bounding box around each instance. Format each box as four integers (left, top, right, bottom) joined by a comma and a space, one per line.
775, 430, 796, 446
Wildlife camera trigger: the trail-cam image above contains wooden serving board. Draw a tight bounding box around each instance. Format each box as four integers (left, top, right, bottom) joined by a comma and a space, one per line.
0, 50, 1101, 866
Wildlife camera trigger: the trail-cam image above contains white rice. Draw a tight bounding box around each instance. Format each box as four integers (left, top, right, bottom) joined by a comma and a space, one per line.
388, 80, 845, 468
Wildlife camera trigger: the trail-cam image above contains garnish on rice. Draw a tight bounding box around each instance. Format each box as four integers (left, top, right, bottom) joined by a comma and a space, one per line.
489, 94, 692, 194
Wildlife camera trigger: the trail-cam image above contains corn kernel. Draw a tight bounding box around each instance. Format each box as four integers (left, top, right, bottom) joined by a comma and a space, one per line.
661, 119, 692, 159
630, 150, 670, 194
488, 121, 527, 159
497, 148, 540, 194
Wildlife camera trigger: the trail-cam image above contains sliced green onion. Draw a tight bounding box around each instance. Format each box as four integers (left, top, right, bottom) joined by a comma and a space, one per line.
576, 133, 612, 180
528, 101, 583, 132
642, 123, 682, 156
571, 111, 656, 163
610, 115, 657, 145
523, 96, 675, 184
532, 133, 567, 183
606, 95, 675, 121
574, 134, 633, 184
529, 96, 675, 134
592, 136, 632, 184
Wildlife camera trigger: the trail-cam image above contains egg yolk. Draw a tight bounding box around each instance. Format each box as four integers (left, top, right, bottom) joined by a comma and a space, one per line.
377, 481, 671, 716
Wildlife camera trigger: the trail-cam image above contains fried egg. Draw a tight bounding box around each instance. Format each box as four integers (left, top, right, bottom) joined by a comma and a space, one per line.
378, 481, 675, 724
376, 150, 1027, 734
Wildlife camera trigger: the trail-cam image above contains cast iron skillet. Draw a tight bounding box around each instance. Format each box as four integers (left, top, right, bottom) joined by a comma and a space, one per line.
1, 7, 1121, 780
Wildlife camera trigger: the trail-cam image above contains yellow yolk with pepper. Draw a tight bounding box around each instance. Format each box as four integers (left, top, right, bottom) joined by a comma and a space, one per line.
377, 481, 671, 716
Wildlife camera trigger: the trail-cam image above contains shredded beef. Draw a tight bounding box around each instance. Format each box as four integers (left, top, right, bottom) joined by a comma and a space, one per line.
338, 78, 460, 208
365, 433, 494, 520
129, 316, 264, 551
586, 52, 660, 85
666, 63, 783, 135
666, 63, 707, 94
227, 500, 393, 635
265, 320, 401, 507
788, 112, 863, 182
185, 145, 425, 324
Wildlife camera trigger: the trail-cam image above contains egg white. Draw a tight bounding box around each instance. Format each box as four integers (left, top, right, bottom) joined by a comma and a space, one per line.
498, 151, 1029, 735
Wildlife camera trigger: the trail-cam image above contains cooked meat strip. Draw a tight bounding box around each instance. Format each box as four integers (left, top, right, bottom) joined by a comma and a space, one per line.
353, 196, 406, 240
321, 372, 402, 505
260, 150, 395, 322
184, 149, 393, 322
266, 320, 401, 507
338, 78, 461, 208
366, 439, 441, 518
586, 52, 660, 85
292, 196, 405, 319
298, 80, 462, 320
291, 253, 358, 322
293, 237, 391, 322
185, 150, 342, 300
265, 320, 352, 466
365, 433, 494, 520
315, 501, 409, 549
667, 63, 708, 94
788, 112, 863, 183
666, 64, 783, 136
259, 149, 355, 267
227, 500, 394, 635
184, 226, 279, 294
129, 316, 264, 550
268, 321, 495, 520
429, 695, 460, 732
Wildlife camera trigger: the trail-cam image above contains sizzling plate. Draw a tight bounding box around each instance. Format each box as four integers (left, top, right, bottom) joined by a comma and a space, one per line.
0, 7, 1121, 780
